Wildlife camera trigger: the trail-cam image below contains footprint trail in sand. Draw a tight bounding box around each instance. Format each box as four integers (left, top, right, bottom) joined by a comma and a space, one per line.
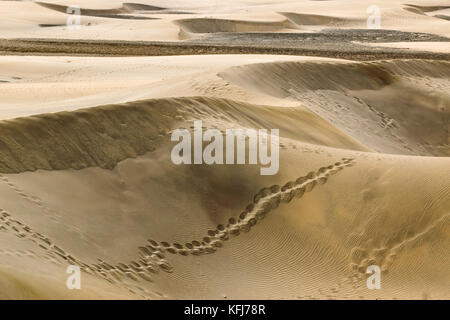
0, 158, 355, 297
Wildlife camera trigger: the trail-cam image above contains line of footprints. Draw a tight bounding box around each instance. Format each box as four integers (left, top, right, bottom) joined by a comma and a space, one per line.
0, 158, 355, 289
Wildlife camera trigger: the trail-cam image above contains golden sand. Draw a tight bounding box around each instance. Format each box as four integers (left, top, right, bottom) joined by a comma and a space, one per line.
0, 0, 448, 299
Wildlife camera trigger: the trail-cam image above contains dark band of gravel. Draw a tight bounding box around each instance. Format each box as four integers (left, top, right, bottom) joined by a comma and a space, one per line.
197, 29, 450, 44
0, 35, 449, 61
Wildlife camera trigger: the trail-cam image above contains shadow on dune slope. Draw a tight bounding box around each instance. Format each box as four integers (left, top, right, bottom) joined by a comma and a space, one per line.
220, 59, 450, 156
0, 96, 365, 174
35, 1, 160, 20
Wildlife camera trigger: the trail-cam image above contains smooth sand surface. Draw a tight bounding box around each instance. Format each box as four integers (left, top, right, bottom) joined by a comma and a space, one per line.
0, 0, 449, 300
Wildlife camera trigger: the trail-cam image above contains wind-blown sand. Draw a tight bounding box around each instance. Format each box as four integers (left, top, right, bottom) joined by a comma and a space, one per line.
0, 0, 449, 300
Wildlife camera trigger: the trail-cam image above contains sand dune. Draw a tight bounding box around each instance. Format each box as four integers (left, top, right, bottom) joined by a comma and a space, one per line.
220, 59, 450, 156
174, 12, 358, 41
0, 96, 367, 173
403, 3, 450, 22
0, 0, 449, 301
175, 18, 297, 34
279, 12, 354, 27
35, 1, 158, 20
1, 0, 449, 41
404, 4, 450, 13
175, 17, 298, 40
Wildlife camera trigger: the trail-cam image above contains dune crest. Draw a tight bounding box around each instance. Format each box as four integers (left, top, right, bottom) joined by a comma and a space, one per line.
175, 17, 299, 39
0, 96, 366, 173
35, 1, 160, 20
220, 59, 450, 156
279, 12, 354, 27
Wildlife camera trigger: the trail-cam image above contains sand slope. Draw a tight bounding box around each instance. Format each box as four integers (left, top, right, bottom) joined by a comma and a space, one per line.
220, 59, 450, 156
0, 130, 448, 299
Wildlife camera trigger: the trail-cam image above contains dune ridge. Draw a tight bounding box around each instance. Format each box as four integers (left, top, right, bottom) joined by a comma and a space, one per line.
0, 96, 366, 173
404, 4, 450, 13
220, 59, 450, 92
220, 59, 450, 156
404, 4, 450, 21
175, 17, 299, 39
279, 12, 353, 26
175, 18, 298, 34
35, 1, 159, 20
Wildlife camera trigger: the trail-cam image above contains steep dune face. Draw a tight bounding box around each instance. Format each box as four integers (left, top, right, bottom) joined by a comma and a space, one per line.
403, 4, 450, 22
0, 54, 311, 119
0, 96, 366, 173
175, 17, 299, 40
404, 4, 450, 13
220, 60, 450, 156
35, 1, 159, 20
279, 12, 354, 26
175, 18, 298, 34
